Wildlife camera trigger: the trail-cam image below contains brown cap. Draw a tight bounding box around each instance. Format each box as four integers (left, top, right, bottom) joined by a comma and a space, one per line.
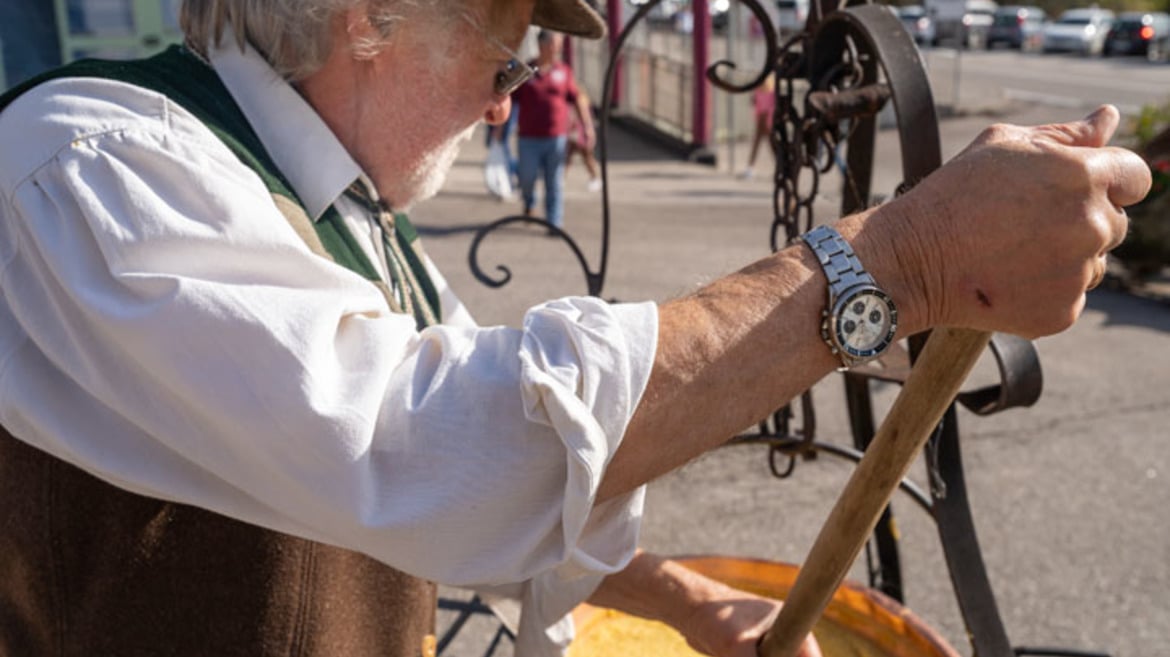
533, 0, 607, 39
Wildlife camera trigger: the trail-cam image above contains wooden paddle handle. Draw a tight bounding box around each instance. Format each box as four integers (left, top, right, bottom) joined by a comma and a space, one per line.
758, 327, 992, 657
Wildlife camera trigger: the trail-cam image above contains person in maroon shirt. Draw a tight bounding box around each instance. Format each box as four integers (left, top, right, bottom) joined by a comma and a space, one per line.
510, 29, 594, 233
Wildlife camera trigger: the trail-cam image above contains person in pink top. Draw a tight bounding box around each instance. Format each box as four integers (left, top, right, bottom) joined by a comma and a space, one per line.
741, 73, 776, 180
510, 29, 595, 233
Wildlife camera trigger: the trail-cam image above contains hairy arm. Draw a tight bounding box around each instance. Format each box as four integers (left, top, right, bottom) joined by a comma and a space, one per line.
600, 204, 923, 500
599, 105, 1149, 502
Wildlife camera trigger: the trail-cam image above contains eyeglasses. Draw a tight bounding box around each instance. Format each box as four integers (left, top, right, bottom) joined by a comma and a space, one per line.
459, 12, 537, 97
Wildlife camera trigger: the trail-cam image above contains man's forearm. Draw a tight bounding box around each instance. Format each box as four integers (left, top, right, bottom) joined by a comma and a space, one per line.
601, 204, 924, 502
586, 551, 712, 628
587, 551, 809, 657
601, 107, 1148, 503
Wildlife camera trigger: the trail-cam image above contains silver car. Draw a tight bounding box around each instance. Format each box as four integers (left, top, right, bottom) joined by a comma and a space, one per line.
987, 5, 1047, 50
1042, 7, 1115, 55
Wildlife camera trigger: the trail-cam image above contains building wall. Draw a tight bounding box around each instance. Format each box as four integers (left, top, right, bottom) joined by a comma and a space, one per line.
1, 2, 63, 89
2, 0, 181, 92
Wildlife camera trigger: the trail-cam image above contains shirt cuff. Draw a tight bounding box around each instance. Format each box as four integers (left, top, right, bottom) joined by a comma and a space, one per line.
513, 486, 647, 657
511, 298, 659, 655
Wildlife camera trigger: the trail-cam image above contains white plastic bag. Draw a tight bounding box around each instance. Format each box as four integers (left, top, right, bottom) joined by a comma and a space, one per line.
484, 141, 513, 200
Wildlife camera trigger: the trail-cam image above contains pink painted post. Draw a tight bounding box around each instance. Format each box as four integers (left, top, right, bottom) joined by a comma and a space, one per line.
605, 0, 622, 108
691, 0, 713, 159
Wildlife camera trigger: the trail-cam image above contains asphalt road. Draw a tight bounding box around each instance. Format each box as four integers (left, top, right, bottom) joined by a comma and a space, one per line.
919, 47, 1170, 116
416, 100, 1169, 657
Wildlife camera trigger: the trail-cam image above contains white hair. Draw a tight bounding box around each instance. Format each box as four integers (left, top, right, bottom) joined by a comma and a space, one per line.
181, 0, 464, 80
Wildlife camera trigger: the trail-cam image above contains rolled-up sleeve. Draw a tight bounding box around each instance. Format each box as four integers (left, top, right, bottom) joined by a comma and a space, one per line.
0, 79, 658, 654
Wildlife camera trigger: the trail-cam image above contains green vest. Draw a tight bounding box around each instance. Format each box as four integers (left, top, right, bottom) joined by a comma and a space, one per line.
0, 44, 441, 329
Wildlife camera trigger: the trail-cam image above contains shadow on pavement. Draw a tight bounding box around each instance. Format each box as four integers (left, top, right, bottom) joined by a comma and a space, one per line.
1086, 286, 1170, 332
455, 119, 688, 169
595, 119, 684, 163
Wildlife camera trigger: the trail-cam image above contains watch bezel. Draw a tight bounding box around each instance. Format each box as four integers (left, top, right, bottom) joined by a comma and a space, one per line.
826, 285, 898, 362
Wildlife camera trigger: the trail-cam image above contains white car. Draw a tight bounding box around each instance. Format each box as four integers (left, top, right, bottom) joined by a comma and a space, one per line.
1042, 7, 1115, 55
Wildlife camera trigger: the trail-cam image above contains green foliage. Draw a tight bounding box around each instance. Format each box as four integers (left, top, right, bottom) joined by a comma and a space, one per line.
1128, 98, 1170, 149
1116, 99, 1170, 285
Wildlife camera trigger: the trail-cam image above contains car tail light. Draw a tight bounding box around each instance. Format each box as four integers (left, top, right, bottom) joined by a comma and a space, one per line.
1141, 25, 1155, 40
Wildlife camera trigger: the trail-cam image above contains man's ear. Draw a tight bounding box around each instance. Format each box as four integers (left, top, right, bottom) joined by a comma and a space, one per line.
484, 98, 512, 126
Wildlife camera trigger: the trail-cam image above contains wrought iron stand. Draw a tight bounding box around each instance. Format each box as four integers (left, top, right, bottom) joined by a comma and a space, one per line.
450, 2, 1105, 655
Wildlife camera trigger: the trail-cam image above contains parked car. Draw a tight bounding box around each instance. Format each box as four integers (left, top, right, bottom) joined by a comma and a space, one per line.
1105, 11, 1170, 60
1041, 7, 1115, 56
710, 0, 732, 31
930, 0, 998, 48
961, 1, 997, 48
898, 4, 938, 45
775, 0, 810, 37
987, 5, 1047, 50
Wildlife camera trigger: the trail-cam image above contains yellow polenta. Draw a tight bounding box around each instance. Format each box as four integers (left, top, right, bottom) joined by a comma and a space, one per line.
569, 610, 699, 657
568, 608, 887, 657
565, 558, 959, 657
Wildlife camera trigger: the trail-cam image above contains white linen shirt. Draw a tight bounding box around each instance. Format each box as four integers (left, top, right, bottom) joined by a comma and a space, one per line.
0, 41, 658, 655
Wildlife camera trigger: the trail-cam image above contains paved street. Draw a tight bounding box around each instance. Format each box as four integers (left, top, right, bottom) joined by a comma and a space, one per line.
416, 100, 1169, 657
918, 47, 1170, 116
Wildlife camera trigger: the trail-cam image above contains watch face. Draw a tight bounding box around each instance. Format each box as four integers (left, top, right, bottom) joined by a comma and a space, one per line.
831, 287, 897, 359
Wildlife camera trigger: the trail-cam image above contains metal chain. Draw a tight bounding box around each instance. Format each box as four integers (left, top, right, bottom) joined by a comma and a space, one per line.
769, 32, 871, 253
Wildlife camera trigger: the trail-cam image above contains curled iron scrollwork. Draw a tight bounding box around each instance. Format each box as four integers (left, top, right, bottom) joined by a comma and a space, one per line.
703, 0, 782, 94
467, 0, 788, 302
467, 215, 605, 295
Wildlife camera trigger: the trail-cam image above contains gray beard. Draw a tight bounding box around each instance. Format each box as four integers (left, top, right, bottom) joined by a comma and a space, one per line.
396, 122, 478, 211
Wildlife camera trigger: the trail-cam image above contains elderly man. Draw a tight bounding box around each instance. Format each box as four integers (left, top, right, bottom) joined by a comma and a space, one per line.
0, 0, 1147, 656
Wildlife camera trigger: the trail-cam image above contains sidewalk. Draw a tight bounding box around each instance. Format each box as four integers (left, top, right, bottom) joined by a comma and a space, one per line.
416, 106, 1169, 657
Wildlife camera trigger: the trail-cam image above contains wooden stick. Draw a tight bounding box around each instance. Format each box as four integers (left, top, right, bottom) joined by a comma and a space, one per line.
758, 327, 992, 657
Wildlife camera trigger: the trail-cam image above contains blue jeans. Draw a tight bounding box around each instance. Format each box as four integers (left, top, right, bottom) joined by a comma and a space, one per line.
517, 135, 567, 229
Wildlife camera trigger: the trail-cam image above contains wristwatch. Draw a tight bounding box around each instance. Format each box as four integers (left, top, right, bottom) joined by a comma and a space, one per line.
800, 225, 898, 370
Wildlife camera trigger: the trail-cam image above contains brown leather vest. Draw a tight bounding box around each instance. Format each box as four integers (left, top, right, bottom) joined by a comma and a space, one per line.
0, 427, 437, 657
